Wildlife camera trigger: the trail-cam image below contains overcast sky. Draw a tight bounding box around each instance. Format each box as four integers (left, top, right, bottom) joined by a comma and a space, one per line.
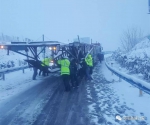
0, 0, 150, 51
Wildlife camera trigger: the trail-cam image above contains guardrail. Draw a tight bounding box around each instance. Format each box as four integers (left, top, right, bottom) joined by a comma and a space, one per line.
105, 61, 150, 95
0, 65, 29, 80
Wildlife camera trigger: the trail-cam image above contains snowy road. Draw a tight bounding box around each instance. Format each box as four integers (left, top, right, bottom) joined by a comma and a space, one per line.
0, 75, 62, 125
0, 62, 149, 125
0, 74, 94, 125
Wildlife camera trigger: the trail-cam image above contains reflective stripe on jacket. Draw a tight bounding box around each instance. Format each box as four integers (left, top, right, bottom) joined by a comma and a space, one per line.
85, 55, 93, 67
57, 59, 70, 75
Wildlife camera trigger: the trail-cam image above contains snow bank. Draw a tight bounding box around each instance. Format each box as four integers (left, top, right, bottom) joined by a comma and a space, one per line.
105, 60, 150, 94
0, 49, 27, 68
0, 65, 28, 73
132, 37, 150, 50
128, 37, 150, 59
101, 62, 150, 124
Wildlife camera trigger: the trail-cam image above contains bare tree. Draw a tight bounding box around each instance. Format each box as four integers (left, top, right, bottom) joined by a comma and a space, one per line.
120, 27, 143, 52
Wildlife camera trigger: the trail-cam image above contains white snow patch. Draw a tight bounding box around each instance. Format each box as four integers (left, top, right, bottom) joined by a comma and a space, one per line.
0, 68, 46, 105
103, 60, 150, 123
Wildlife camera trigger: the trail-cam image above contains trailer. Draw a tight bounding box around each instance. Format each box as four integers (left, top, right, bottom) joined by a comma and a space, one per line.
0, 38, 102, 81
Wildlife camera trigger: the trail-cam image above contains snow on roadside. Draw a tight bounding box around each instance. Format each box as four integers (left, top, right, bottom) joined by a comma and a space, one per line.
0, 68, 46, 105
0, 49, 51, 69
105, 60, 150, 91
102, 60, 150, 124
0, 49, 27, 66
85, 60, 149, 125
86, 83, 98, 124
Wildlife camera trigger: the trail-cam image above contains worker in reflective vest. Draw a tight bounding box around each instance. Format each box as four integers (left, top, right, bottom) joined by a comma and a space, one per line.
57, 56, 71, 92
85, 54, 93, 80
39, 56, 52, 76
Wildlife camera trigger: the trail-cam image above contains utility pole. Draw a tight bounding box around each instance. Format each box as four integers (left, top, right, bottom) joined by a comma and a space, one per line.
2, 33, 4, 42
77, 35, 80, 42
42, 34, 45, 58
42, 34, 44, 41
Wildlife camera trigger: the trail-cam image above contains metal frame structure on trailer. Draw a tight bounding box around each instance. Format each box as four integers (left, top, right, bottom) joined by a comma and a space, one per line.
54, 42, 102, 64
0, 41, 102, 64
0, 40, 102, 80
0, 41, 62, 61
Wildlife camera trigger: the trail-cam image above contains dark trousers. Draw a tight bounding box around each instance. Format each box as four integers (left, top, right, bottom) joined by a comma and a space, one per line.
33, 67, 38, 80
39, 67, 49, 76
86, 66, 92, 80
62, 74, 70, 91
78, 67, 86, 80
89, 67, 93, 75
99, 58, 101, 63
70, 73, 78, 87
39, 69, 43, 76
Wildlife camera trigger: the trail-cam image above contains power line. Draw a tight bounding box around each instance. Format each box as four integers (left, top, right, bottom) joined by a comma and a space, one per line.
35, 35, 42, 41
44, 35, 51, 41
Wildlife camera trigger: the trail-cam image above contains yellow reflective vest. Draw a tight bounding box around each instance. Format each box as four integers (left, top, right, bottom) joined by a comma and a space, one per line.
85, 55, 93, 67
42, 58, 52, 66
57, 59, 70, 75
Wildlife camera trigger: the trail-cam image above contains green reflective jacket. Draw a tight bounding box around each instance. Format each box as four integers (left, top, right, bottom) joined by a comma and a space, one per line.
57, 59, 70, 75
42, 58, 52, 66
85, 55, 93, 67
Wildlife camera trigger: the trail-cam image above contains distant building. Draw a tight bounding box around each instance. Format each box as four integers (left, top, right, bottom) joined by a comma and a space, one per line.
74, 37, 91, 44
